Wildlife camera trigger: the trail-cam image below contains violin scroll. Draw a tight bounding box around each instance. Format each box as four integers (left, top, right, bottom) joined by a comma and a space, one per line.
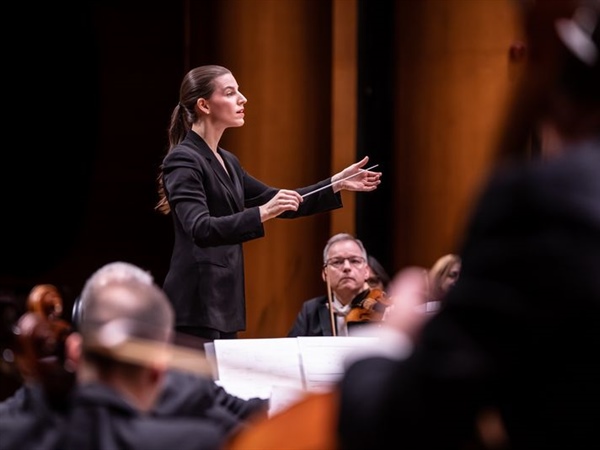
27, 284, 65, 321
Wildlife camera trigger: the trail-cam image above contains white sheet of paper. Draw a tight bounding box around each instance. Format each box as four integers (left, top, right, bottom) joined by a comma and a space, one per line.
213, 338, 304, 399
212, 336, 380, 412
297, 336, 380, 391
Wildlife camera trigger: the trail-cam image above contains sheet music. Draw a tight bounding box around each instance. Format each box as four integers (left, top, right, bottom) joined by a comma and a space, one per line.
213, 338, 303, 400
297, 336, 379, 391
212, 336, 380, 413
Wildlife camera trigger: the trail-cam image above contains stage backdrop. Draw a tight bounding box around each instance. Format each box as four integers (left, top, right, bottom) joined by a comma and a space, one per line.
1, 0, 521, 340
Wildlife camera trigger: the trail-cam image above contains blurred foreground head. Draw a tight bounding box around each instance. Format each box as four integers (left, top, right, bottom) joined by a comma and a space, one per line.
77, 276, 175, 412
79, 277, 174, 359
502, 0, 600, 160
73, 261, 154, 328
76, 261, 173, 367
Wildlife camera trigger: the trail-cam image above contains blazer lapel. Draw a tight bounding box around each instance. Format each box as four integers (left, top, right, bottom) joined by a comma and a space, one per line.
219, 151, 244, 211
208, 154, 239, 204
187, 133, 243, 212
318, 299, 335, 336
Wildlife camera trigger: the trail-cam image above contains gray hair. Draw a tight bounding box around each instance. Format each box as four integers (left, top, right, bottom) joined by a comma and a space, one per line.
322, 233, 368, 263
74, 261, 155, 328
80, 278, 173, 344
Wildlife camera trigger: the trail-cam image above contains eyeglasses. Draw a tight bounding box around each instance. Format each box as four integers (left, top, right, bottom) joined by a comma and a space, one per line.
324, 257, 366, 270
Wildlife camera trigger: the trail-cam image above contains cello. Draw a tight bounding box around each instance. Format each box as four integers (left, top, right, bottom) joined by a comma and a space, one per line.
13, 284, 75, 409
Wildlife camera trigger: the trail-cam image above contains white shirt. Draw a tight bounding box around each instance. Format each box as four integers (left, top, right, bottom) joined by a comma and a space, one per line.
330, 296, 352, 336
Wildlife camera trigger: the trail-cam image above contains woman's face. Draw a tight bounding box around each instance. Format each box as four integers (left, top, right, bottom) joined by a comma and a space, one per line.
205, 73, 247, 129
440, 262, 461, 294
366, 266, 385, 291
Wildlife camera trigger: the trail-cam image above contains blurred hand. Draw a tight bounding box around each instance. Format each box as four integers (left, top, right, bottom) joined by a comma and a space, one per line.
382, 267, 431, 339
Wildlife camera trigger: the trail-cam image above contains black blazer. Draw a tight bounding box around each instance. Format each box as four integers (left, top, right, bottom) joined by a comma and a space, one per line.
162, 131, 343, 333
338, 136, 600, 449
0, 382, 226, 450
66, 383, 227, 450
0, 371, 268, 433
287, 295, 335, 337
154, 370, 268, 430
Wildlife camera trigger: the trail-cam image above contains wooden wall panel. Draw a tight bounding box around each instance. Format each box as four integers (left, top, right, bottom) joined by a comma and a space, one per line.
392, 0, 522, 270
331, 0, 359, 236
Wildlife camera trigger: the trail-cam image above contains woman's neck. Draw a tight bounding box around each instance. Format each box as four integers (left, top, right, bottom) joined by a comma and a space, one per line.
191, 122, 223, 153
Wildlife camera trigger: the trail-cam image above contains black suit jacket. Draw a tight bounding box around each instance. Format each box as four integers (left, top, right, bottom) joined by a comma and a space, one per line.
162, 131, 343, 332
338, 136, 600, 449
0, 370, 268, 446
0, 381, 227, 450
65, 383, 227, 450
154, 370, 268, 431
287, 295, 335, 337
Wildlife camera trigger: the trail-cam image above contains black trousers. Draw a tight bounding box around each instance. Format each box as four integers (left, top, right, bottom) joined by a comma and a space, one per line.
175, 326, 238, 345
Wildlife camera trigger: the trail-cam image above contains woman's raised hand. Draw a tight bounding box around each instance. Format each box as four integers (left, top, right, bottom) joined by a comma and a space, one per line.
331, 156, 382, 193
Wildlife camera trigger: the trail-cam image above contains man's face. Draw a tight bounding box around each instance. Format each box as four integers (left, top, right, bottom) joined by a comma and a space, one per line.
322, 240, 369, 298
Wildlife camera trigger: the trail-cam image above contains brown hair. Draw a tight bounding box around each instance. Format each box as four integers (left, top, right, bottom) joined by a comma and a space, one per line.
155, 65, 232, 215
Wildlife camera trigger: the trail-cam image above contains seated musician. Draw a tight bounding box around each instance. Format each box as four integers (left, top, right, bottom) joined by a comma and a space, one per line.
1, 273, 230, 450
0, 262, 268, 448
75, 262, 269, 424
366, 255, 391, 292
288, 233, 389, 337
421, 253, 461, 314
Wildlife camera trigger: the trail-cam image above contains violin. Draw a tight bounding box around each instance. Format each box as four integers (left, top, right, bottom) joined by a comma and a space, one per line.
345, 287, 392, 325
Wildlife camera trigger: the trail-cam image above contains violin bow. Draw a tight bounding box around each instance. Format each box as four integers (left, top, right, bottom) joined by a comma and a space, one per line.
325, 275, 337, 337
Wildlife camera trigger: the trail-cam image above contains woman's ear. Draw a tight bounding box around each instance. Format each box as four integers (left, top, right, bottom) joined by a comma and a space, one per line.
196, 98, 209, 114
